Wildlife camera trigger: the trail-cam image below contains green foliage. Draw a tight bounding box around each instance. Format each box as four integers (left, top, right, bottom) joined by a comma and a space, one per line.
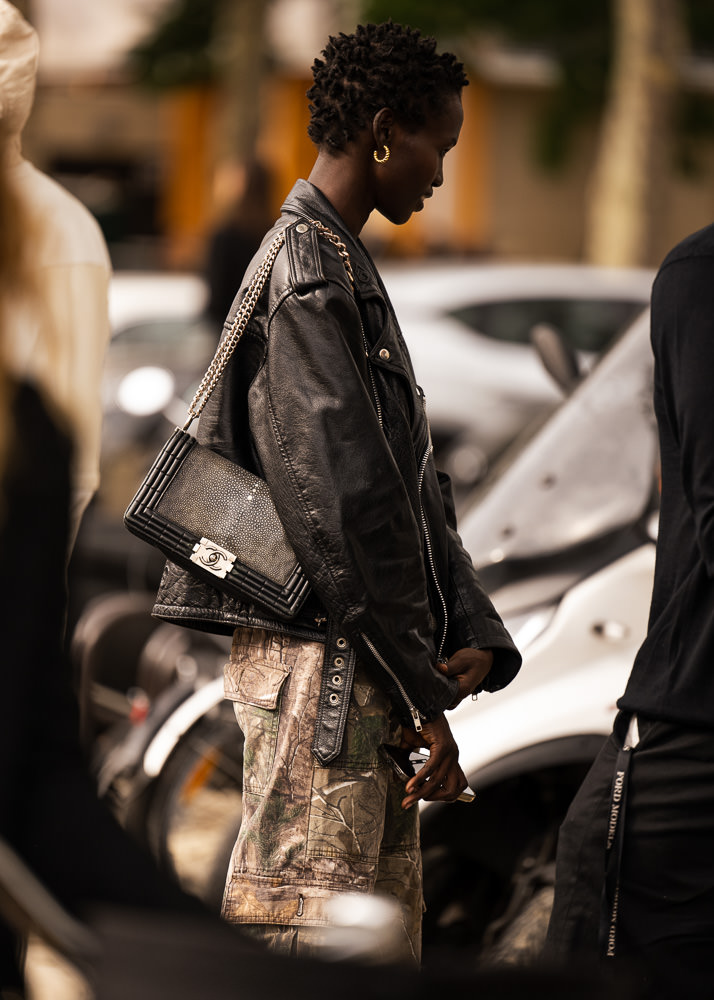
128, 0, 221, 89
686, 3, 714, 56
363, 0, 608, 170
362, 0, 714, 173
359, 0, 476, 36
674, 93, 714, 176
362, 0, 605, 49
129, 0, 714, 171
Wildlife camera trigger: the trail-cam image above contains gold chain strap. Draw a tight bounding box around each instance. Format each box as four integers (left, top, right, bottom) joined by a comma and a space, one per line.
183, 219, 354, 429
302, 218, 355, 289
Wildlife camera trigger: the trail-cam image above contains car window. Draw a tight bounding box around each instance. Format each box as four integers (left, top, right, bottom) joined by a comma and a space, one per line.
109, 318, 217, 372
450, 298, 646, 353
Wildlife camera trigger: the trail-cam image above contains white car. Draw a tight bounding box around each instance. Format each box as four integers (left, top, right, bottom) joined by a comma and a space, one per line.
106, 262, 653, 491
108, 271, 208, 334
381, 261, 653, 487
415, 308, 658, 958
106, 271, 213, 415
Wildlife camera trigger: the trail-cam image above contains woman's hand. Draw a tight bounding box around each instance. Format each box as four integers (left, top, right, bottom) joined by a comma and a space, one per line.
400, 713, 467, 809
437, 647, 493, 709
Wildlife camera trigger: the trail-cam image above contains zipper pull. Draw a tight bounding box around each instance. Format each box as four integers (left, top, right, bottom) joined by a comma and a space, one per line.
411, 707, 423, 733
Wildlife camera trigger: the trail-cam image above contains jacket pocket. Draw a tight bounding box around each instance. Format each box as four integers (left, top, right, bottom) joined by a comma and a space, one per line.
224, 655, 291, 792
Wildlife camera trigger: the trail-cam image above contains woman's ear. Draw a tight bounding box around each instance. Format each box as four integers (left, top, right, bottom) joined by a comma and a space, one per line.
371, 107, 395, 152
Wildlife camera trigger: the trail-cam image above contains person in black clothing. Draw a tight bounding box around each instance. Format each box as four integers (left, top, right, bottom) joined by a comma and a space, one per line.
545, 223, 714, 998
205, 160, 274, 329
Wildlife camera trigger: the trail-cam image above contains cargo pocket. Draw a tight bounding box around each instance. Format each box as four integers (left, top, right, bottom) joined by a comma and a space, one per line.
224, 655, 291, 793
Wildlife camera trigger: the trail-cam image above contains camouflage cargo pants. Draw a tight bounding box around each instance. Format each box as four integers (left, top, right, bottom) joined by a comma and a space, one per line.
221, 626, 423, 963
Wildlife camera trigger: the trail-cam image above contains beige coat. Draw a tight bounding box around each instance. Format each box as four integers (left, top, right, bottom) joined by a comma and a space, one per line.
0, 0, 111, 542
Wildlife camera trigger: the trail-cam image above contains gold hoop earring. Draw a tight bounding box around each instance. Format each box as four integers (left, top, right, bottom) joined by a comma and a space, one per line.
373, 145, 390, 164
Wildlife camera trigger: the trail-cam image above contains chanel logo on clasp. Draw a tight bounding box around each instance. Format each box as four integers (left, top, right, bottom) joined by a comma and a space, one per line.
190, 537, 237, 579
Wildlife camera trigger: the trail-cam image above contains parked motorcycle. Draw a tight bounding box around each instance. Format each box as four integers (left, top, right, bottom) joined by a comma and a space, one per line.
420, 308, 657, 958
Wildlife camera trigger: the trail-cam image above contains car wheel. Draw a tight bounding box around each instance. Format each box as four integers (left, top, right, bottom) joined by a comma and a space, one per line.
420, 763, 589, 965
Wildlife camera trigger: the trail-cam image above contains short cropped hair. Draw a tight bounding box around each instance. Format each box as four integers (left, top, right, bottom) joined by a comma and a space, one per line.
307, 21, 468, 151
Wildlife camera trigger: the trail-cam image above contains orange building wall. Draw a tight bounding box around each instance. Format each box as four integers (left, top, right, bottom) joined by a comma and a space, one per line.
160, 86, 216, 268
453, 79, 491, 254
159, 73, 494, 265
258, 75, 315, 215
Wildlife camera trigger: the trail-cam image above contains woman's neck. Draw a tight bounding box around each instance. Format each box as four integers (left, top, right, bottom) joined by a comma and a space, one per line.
307, 145, 373, 237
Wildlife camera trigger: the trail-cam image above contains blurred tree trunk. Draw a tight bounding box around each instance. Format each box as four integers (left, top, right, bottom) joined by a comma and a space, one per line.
584, 0, 685, 266
213, 0, 268, 162
208, 0, 270, 222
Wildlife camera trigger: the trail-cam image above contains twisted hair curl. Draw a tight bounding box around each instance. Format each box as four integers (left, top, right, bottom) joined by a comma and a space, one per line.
307, 22, 468, 151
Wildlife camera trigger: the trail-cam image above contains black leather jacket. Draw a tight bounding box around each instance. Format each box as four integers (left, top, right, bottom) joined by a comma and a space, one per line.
154, 180, 520, 758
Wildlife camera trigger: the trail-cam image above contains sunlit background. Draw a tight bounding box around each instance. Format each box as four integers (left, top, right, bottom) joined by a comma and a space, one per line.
17, 0, 714, 272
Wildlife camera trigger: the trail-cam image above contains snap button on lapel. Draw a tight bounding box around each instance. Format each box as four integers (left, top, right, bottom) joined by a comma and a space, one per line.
379, 348, 390, 361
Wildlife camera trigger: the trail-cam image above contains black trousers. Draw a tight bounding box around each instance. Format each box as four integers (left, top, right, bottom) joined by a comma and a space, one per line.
545, 711, 714, 1000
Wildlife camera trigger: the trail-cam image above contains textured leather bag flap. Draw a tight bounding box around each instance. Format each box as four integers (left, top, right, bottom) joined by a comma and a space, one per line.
155, 444, 296, 584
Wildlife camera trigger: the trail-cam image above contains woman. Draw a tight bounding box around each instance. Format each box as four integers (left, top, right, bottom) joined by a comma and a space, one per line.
154, 21, 521, 963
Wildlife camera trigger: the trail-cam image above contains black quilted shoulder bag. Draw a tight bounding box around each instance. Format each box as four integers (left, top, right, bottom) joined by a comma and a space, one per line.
124, 219, 355, 619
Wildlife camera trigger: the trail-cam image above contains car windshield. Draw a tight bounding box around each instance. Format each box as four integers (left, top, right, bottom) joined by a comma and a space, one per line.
457, 310, 657, 569
450, 298, 646, 352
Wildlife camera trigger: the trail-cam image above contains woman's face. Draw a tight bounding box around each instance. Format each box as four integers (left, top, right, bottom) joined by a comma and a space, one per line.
374, 92, 464, 226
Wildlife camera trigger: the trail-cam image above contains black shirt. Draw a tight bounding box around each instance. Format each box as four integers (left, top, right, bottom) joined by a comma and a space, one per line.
619, 222, 714, 727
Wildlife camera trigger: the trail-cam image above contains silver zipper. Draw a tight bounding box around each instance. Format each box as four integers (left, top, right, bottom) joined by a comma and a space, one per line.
417, 395, 448, 660
361, 327, 383, 429
360, 632, 423, 732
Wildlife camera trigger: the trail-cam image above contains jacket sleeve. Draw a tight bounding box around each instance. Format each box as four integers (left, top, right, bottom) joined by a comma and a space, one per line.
438, 471, 522, 692
249, 258, 458, 724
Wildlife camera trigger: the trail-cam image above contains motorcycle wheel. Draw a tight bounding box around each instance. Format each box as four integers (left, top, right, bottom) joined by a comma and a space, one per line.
143, 702, 244, 905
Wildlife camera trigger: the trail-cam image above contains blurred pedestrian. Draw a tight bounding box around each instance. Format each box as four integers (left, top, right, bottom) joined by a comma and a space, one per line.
153, 21, 521, 964
0, 0, 111, 546
545, 224, 714, 998
0, 129, 216, 999
0, 10, 247, 996
205, 159, 274, 329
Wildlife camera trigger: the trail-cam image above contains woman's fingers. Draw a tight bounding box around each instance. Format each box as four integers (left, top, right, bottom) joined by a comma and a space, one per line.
399, 712, 466, 808
402, 758, 467, 809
